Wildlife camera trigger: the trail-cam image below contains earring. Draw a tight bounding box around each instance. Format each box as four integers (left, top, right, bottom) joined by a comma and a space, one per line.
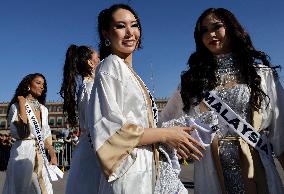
104, 39, 111, 47
28, 87, 30, 91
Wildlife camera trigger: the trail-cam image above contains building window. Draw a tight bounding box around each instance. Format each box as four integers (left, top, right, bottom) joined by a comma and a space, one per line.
49, 106, 55, 113
57, 117, 63, 127
49, 117, 55, 127
57, 106, 62, 112
0, 120, 6, 129
47, 106, 52, 112
0, 108, 5, 114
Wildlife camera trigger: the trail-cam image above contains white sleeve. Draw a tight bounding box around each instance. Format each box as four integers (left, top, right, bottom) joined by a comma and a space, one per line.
8, 104, 20, 139
158, 87, 184, 127
267, 73, 284, 157
89, 59, 144, 181
43, 106, 51, 141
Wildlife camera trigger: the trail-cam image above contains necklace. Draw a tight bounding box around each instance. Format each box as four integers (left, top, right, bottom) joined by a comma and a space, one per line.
214, 53, 240, 86
26, 98, 41, 112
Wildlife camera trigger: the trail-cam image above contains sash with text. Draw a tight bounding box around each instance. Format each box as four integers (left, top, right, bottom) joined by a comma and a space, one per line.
203, 91, 273, 161
25, 103, 64, 181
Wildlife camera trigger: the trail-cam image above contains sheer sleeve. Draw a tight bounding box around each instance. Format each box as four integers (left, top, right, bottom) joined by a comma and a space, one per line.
267, 73, 284, 157
158, 87, 184, 127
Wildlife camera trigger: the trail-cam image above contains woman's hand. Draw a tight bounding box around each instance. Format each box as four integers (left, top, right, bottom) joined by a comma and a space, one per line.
163, 126, 205, 161
17, 95, 28, 124
49, 147, 58, 165
17, 96, 26, 104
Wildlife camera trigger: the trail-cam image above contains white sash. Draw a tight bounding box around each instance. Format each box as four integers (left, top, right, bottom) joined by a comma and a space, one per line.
202, 91, 273, 161
25, 103, 64, 181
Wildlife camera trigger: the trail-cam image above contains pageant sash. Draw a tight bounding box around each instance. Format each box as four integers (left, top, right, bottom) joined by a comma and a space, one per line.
202, 91, 273, 161
25, 103, 64, 181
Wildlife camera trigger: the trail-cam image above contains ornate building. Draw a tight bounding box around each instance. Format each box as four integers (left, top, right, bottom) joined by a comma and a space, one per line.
0, 98, 168, 133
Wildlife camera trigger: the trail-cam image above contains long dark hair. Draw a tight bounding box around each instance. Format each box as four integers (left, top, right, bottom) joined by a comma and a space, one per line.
98, 4, 142, 60
7, 73, 47, 117
181, 8, 277, 112
59, 44, 94, 127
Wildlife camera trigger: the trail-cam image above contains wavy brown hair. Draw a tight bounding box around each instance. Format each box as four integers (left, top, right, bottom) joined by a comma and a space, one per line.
181, 8, 278, 113
98, 4, 142, 60
7, 73, 47, 117
59, 44, 94, 127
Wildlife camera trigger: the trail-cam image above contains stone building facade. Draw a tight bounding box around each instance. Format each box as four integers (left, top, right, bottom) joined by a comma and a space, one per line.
0, 98, 168, 133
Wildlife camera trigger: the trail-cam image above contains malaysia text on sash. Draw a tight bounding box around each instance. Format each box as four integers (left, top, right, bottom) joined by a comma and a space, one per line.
203, 91, 273, 161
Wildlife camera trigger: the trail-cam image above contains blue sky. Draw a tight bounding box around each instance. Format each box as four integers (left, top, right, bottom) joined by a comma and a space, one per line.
1, 0, 284, 102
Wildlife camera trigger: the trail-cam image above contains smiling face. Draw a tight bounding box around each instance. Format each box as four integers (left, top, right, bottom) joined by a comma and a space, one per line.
103, 8, 141, 59
29, 76, 45, 98
201, 14, 232, 55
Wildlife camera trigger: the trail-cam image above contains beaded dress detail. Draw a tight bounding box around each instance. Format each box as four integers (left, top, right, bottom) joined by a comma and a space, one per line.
26, 98, 41, 112
214, 53, 251, 194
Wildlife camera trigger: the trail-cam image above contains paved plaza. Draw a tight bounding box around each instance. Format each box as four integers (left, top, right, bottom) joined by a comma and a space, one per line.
1, 161, 283, 194
0, 164, 194, 194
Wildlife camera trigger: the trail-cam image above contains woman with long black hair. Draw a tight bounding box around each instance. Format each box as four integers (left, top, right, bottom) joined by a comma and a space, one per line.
160, 8, 284, 194
84, 4, 205, 194
60, 44, 101, 194
3, 73, 57, 194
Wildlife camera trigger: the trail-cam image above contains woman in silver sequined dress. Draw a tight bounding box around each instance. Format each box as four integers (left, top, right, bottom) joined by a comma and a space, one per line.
160, 8, 284, 194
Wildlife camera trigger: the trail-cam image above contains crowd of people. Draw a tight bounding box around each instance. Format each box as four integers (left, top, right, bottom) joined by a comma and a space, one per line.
2, 3, 284, 194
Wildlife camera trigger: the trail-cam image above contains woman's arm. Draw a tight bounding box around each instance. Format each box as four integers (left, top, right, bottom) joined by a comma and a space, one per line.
12, 96, 30, 139
139, 127, 205, 160
45, 138, 58, 165
17, 96, 28, 124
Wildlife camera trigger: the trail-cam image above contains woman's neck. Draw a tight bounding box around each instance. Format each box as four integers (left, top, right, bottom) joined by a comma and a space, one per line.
124, 54, 132, 67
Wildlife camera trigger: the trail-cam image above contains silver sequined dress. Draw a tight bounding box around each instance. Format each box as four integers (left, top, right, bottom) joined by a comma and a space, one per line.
214, 53, 251, 194
215, 85, 251, 194
159, 52, 284, 194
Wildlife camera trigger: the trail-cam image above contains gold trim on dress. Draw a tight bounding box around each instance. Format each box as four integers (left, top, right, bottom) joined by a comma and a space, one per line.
97, 123, 144, 176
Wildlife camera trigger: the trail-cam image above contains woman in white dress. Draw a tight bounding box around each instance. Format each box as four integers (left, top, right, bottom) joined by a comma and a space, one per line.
3, 73, 57, 194
59, 44, 101, 194
160, 8, 284, 194
86, 4, 205, 194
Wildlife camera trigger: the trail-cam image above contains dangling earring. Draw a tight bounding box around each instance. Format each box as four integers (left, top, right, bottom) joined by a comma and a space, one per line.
104, 39, 111, 47
28, 87, 30, 91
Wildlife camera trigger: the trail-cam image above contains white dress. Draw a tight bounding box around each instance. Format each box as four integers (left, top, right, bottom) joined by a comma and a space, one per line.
65, 78, 112, 194
159, 66, 284, 194
88, 54, 157, 194
3, 103, 53, 194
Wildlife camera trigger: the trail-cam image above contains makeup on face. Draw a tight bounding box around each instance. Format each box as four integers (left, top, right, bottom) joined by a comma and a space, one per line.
201, 14, 232, 55
106, 9, 141, 59
29, 76, 45, 98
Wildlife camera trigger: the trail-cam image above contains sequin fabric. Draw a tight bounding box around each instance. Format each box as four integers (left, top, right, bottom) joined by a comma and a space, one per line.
155, 118, 187, 193
215, 53, 241, 87
137, 75, 186, 193
219, 140, 245, 194
215, 85, 251, 194
154, 159, 185, 194
216, 85, 251, 137
214, 53, 251, 194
